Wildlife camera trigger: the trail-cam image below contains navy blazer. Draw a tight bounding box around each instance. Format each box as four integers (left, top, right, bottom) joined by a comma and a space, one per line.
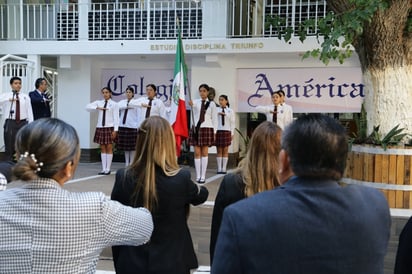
212, 176, 391, 274
111, 167, 208, 274
29, 90, 51, 120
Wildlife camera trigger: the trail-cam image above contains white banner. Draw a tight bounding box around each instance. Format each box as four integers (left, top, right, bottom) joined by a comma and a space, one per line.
237, 67, 364, 113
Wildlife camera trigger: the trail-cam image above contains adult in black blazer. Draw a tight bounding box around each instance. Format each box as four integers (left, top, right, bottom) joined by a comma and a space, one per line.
29, 78, 51, 120
210, 121, 282, 265
111, 116, 208, 274
212, 114, 391, 274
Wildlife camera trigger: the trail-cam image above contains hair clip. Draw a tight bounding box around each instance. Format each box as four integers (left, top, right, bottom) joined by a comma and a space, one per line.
20, 151, 43, 173
138, 127, 147, 133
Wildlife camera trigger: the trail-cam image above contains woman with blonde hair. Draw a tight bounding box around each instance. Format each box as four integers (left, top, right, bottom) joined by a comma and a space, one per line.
111, 116, 209, 274
209, 121, 283, 264
0, 118, 153, 273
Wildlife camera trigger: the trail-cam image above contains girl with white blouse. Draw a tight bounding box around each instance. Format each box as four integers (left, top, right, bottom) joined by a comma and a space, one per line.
117, 87, 139, 166
216, 95, 235, 174
86, 87, 119, 175
188, 84, 218, 183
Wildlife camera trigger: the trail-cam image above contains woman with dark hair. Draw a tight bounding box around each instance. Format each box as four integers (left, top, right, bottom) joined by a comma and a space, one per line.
131, 83, 167, 127
215, 94, 235, 174
0, 118, 153, 273
86, 87, 119, 175
117, 87, 139, 166
188, 83, 218, 183
111, 116, 208, 274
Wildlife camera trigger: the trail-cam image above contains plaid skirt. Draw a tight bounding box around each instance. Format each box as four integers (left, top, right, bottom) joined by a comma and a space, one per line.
116, 127, 138, 151
188, 127, 215, 147
94, 127, 114, 145
215, 130, 232, 147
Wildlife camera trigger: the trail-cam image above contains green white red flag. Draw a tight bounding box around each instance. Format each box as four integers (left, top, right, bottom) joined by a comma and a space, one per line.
170, 28, 188, 157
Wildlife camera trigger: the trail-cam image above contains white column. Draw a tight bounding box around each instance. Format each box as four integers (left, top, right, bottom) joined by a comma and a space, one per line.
202, 0, 227, 38
78, 0, 90, 40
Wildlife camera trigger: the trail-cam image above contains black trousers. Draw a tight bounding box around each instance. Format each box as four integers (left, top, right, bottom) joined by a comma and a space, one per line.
3, 119, 28, 160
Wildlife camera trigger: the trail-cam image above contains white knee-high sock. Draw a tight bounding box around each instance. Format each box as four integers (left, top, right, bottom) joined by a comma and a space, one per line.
124, 151, 130, 166
201, 156, 208, 180
194, 158, 201, 180
130, 150, 136, 164
106, 153, 113, 172
222, 157, 228, 172
216, 157, 222, 172
101, 153, 107, 171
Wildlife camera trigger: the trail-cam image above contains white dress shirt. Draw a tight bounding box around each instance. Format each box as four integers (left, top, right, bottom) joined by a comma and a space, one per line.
0, 178, 153, 274
130, 96, 167, 127
192, 98, 218, 133
0, 91, 34, 122
118, 99, 140, 128
217, 106, 236, 135
256, 103, 293, 130
86, 99, 119, 131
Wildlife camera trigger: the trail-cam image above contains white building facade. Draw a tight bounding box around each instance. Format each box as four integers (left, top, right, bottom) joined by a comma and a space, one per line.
0, 0, 363, 160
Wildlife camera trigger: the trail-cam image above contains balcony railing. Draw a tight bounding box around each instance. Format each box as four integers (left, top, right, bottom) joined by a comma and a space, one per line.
0, 0, 327, 41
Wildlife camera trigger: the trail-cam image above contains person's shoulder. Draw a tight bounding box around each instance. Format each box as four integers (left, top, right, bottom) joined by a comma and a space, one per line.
346, 183, 388, 203
66, 189, 107, 203
225, 184, 273, 208
178, 167, 191, 176
221, 173, 242, 187
169, 168, 192, 181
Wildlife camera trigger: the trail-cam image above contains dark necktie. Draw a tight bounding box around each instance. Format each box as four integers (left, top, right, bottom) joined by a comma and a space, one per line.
43, 94, 48, 106
122, 100, 129, 124
145, 98, 153, 118
199, 100, 206, 124
15, 93, 20, 123
221, 107, 225, 126
272, 105, 277, 123
102, 100, 108, 127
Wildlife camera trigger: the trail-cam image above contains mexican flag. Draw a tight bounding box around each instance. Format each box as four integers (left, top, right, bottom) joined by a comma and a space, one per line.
170, 28, 188, 157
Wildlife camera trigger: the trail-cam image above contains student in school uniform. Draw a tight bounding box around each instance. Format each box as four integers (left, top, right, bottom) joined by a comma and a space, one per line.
0, 76, 34, 160
188, 84, 218, 183
86, 87, 119, 175
255, 90, 293, 130
117, 87, 139, 166
130, 84, 167, 127
215, 95, 235, 174
277, 89, 294, 125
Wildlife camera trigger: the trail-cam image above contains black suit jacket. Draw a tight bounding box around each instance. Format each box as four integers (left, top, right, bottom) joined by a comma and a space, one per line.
29, 90, 51, 120
210, 172, 245, 264
111, 167, 208, 274
212, 176, 391, 274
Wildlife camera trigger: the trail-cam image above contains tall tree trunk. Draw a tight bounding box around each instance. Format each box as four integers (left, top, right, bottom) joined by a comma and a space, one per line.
329, 0, 412, 135
363, 66, 412, 135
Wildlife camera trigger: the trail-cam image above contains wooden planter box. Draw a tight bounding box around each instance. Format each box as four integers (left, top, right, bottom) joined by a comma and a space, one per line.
343, 145, 412, 209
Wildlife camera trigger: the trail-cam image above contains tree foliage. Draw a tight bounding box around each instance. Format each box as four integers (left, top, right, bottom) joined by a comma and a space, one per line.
266, 0, 412, 65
